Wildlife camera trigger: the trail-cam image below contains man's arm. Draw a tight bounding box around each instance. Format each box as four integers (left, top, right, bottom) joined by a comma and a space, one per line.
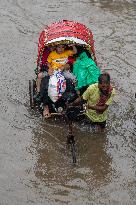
68, 95, 87, 107
87, 104, 108, 112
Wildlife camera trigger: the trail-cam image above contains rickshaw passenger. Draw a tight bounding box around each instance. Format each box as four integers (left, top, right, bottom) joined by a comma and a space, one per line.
41, 78, 78, 118
47, 44, 77, 76
36, 46, 55, 95
67, 73, 116, 132
42, 44, 77, 118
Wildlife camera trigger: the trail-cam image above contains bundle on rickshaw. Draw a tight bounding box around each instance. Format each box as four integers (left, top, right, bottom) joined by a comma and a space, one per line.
29, 20, 101, 117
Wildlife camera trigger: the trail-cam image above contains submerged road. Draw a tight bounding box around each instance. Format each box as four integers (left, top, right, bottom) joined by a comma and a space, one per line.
0, 0, 136, 204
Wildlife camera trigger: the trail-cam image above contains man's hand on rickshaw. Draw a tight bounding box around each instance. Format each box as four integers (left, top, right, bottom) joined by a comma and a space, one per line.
66, 99, 83, 109
83, 103, 87, 112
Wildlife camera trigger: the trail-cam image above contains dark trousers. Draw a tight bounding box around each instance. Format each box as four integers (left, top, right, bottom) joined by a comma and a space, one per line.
40, 77, 78, 111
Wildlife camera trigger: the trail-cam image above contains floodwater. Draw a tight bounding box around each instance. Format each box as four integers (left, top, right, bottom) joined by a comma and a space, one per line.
0, 0, 136, 204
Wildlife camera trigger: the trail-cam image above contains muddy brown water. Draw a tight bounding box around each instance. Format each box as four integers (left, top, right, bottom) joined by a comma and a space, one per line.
0, 0, 136, 204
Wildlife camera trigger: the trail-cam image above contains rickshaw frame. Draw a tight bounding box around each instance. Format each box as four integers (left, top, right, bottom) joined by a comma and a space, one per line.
29, 20, 98, 163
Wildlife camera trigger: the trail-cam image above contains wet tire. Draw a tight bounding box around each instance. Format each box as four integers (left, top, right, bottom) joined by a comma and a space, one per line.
67, 135, 77, 164
29, 79, 36, 109
71, 142, 77, 163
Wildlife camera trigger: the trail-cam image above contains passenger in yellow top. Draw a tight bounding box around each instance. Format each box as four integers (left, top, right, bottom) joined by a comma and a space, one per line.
47, 44, 77, 75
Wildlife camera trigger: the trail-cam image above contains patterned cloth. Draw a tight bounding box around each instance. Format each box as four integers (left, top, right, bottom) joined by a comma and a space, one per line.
82, 83, 115, 122
96, 85, 113, 114
48, 70, 66, 102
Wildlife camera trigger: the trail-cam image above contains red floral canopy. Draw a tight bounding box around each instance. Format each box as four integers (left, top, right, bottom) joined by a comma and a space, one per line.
37, 20, 97, 65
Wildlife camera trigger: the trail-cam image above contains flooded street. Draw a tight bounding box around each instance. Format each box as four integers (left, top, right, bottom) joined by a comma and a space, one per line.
0, 0, 136, 204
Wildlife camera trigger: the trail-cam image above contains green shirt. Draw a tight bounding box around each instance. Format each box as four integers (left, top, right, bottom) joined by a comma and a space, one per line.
82, 83, 115, 122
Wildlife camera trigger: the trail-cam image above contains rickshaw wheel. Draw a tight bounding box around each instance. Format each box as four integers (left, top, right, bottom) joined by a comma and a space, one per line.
29, 79, 36, 109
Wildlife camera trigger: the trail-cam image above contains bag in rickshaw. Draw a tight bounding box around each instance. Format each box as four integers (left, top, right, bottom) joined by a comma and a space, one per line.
48, 70, 66, 102
73, 52, 101, 90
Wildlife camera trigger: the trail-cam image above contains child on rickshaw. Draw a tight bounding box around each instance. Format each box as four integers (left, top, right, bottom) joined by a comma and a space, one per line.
36, 46, 55, 96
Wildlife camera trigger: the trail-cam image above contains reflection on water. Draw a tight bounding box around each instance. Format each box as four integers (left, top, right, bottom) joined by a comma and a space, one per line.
26, 121, 113, 203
